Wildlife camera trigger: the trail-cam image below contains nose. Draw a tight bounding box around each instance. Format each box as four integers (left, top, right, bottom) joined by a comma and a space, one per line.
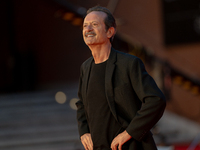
85, 24, 93, 31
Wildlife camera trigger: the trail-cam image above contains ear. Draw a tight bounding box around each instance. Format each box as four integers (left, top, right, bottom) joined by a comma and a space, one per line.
107, 27, 116, 38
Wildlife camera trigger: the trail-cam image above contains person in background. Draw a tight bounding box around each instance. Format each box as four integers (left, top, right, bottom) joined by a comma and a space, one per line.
76, 5, 166, 150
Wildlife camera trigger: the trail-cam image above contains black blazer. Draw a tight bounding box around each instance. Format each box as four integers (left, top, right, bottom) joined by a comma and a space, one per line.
76, 48, 166, 150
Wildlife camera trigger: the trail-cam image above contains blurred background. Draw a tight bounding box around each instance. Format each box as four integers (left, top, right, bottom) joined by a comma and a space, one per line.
1, 0, 200, 150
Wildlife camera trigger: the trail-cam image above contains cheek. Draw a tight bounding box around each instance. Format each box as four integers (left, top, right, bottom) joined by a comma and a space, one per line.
82, 30, 85, 37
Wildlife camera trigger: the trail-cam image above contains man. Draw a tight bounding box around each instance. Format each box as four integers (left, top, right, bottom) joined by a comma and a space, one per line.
76, 5, 166, 150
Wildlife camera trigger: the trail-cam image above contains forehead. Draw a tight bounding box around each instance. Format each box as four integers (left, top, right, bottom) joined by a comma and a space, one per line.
84, 11, 107, 23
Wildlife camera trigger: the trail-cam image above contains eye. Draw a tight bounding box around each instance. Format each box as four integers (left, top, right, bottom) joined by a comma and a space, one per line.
92, 23, 98, 27
83, 24, 87, 28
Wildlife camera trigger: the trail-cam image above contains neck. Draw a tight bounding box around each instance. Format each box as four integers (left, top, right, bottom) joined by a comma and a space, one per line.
89, 43, 111, 64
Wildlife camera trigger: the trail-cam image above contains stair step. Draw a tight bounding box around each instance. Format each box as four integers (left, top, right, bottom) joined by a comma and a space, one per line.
0, 83, 82, 150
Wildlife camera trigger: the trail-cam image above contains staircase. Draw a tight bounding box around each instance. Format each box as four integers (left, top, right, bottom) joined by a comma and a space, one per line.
0, 83, 84, 150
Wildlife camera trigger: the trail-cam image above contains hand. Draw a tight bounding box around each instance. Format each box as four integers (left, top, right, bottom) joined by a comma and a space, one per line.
80, 133, 93, 150
111, 130, 132, 150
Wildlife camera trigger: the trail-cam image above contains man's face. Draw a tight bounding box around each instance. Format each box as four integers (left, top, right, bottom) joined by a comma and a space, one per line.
83, 11, 109, 46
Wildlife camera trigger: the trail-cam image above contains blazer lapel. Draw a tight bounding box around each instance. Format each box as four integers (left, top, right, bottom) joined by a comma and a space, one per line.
82, 57, 93, 102
105, 48, 118, 122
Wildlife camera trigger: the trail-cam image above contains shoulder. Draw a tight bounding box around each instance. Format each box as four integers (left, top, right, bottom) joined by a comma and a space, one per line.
113, 49, 143, 65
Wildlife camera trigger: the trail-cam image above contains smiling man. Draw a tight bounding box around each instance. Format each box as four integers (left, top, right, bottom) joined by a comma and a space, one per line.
76, 6, 166, 150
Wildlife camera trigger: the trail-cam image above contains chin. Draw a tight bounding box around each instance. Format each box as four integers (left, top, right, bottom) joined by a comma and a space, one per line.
85, 41, 95, 45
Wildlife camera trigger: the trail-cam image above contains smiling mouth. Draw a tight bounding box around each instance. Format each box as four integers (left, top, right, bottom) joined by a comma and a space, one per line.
85, 32, 96, 37
87, 35, 95, 37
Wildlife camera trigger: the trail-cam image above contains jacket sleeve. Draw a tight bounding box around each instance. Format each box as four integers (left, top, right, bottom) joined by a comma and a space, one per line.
76, 65, 90, 137
126, 57, 166, 142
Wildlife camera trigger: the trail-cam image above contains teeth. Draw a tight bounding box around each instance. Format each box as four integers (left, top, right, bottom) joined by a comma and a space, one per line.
87, 35, 94, 37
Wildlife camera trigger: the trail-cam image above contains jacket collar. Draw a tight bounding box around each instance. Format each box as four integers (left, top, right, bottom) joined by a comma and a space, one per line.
105, 48, 118, 121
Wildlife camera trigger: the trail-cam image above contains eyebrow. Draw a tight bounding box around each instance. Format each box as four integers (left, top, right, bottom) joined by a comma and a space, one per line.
83, 21, 99, 24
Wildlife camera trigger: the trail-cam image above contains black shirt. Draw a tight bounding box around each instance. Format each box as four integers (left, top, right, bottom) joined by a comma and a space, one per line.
86, 61, 122, 150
